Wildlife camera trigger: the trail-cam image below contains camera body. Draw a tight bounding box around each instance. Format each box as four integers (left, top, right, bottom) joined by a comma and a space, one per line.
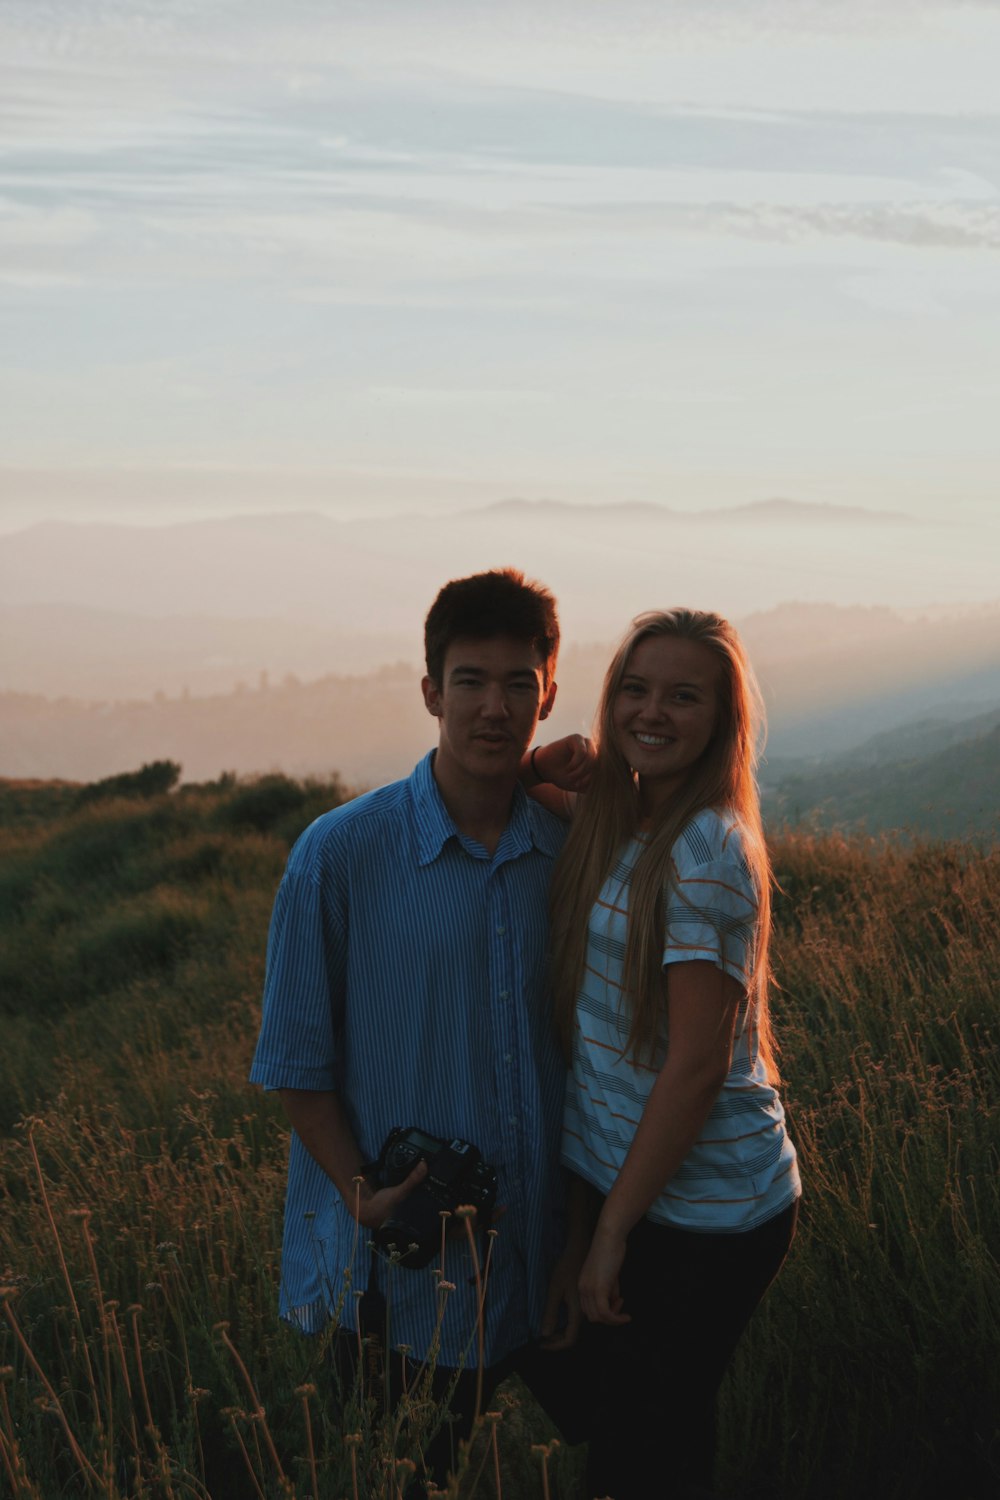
366, 1126, 498, 1269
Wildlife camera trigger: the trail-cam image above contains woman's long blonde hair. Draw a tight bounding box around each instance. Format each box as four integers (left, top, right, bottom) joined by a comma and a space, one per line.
549, 608, 778, 1079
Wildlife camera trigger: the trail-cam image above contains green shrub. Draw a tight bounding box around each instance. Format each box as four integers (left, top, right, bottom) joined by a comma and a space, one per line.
75, 759, 182, 805
214, 774, 310, 832
213, 772, 350, 842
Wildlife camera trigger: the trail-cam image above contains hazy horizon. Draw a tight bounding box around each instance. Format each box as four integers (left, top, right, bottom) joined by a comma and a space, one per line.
3, 500, 999, 791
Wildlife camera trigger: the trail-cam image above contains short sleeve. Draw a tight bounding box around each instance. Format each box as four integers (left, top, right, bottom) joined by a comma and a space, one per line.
249, 840, 348, 1091
662, 847, 758, 986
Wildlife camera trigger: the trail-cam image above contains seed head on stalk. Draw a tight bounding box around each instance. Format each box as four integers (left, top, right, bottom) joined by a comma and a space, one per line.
295, 1383, 319, 1500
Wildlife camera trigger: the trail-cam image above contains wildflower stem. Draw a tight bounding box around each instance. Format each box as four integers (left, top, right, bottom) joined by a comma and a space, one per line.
216, 1324, 291, 1493
0, 1381, 44, 1500
487, 1411, 503, 1499
105, 1303, 141, 1467
462, 1215, 485, 1424
349, 1438, 360, 1500
1, 1300, 102, 1491
531, 1443, 553, 1500
26, 1133, 105, 1446
78, 1214, 115, 1484
129, 1304, 177, 1500
298, 1386, 319, 1500
225, 1411, 267, 1500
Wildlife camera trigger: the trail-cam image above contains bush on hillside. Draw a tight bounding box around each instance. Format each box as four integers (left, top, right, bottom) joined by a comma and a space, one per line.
214, 773, 308, 831
75, 759, 182, 806
214, 771, 350, 840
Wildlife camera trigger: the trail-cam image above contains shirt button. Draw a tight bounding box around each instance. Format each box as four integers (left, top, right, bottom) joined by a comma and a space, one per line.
499, 990, 509, 1001
503, 1053, 512, 1064
496, 924, 506, 935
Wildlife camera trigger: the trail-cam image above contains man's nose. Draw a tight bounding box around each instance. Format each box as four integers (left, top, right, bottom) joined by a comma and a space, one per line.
481, 683, 511, 718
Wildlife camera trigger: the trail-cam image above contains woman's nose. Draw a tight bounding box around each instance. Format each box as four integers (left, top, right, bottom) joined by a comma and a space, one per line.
642, 694, 670, 721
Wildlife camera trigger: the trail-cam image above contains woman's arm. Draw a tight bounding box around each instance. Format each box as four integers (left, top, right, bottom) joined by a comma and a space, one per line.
577, 960, 741, 1325
519, 734, 594, 818
540, 1172, 602, 1350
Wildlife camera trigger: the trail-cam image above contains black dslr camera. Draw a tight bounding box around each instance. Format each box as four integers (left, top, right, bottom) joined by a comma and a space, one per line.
365, 1126, 498, 1269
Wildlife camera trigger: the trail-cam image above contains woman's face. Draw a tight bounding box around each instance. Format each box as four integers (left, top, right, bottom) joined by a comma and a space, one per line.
612, 634, 721, 812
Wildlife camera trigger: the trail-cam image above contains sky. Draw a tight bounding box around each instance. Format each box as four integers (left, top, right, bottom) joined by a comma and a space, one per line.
2, 0, 1000, 532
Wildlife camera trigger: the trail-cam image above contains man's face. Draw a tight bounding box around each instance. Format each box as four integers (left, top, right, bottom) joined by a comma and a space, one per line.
422, 635, 557, 787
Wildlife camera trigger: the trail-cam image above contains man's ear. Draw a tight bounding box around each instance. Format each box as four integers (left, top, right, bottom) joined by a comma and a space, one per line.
421, 675, 443, 718
538, 679, 557, 721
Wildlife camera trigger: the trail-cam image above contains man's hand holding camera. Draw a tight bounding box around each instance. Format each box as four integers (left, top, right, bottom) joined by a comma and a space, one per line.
364, 1127, 499, 1268
352, 1157, 429, 1230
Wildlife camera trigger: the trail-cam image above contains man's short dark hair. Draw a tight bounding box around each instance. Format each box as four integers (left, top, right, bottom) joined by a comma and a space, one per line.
424, 568, 559, 686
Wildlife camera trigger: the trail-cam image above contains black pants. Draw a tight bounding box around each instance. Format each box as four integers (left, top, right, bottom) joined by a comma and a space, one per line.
580, 1200, 799, 1500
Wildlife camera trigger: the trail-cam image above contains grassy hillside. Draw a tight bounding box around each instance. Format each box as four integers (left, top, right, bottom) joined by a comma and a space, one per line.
1, 772, 998, 1498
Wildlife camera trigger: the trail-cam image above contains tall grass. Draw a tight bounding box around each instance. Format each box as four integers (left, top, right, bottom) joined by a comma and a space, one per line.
0, 1102, 571, 1498
1, 778, 997, 1497
720, 836, 1000, 1498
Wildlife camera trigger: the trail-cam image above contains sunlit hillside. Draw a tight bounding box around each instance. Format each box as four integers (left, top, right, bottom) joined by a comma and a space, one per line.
761, 714, 1000, 844
1, 769, 997, 1498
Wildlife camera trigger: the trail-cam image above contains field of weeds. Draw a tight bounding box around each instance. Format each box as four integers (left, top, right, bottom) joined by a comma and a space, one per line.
1, 769, 998, 1498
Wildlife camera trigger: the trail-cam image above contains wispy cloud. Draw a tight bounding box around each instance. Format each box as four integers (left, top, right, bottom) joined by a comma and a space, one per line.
2, 0, 999, 521
554, 200, 1000, 253
369, 385, 553, 404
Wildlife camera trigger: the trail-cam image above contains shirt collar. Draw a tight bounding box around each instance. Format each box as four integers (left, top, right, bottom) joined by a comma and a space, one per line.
409, 750, 565, 866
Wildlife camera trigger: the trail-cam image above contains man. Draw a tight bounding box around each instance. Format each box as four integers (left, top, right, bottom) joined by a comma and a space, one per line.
250, 568, 585, 1477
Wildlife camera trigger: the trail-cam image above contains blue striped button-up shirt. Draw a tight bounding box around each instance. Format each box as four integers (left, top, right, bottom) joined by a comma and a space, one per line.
250, 751, 567, 1367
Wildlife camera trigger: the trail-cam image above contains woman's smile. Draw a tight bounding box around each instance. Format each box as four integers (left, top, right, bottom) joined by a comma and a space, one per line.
613, 635, 720, 809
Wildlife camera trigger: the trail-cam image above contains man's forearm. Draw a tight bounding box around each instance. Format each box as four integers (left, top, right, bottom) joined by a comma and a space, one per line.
278, 1088, 428, 1230
278, 1088, 364, 1203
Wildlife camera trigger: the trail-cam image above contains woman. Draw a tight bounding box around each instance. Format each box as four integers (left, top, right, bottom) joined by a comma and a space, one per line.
544, 609, 801, 1500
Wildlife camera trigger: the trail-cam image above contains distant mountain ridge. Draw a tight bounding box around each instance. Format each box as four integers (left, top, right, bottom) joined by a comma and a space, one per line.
4, 597, 1000, 728
0, 602, 413, 700
6, 497, 920, 538
480, 497, 916, 525
829, 706, 1000, 769
2, 501, 993, 651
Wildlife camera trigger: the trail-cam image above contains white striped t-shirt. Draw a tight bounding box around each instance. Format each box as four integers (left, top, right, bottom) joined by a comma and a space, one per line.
562, 806, 801, 1233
